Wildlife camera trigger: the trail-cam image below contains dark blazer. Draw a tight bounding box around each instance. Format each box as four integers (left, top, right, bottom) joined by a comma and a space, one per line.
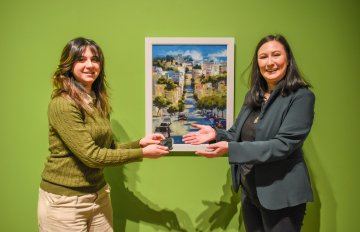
216, 84, 315, 210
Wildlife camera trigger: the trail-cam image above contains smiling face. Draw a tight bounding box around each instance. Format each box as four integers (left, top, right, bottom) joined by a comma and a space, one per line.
72, 46, 100, 93
257, 40, 288, 91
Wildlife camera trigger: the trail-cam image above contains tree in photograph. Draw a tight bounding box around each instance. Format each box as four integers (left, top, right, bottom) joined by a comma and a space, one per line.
196, 95, 216, 115
193, 64, 202, 69
178, 100, 185, 113
205, 95, 217, 114
157, 77, 168, 84
217, 95, 227, 118
153, 57, 166, 70
196, 97, 205, 115
153, 96, 169, 116
218, 73, 227, 82
165, 80, 177, 91
165, 55, 174, 63
164, 66, 177, 72
184, 55, 193, 62
167, 105, 179, 116
201, 75, 227, 91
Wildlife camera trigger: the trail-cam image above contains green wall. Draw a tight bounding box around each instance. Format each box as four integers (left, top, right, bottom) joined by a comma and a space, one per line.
1, 0, 359, 231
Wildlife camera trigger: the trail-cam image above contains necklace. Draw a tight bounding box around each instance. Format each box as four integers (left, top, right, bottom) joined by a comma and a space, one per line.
264, 93, 271, 102
254, 97, 268, 124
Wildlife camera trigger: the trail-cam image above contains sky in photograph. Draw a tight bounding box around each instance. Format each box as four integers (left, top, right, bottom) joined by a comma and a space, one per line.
153, 45, 227, 62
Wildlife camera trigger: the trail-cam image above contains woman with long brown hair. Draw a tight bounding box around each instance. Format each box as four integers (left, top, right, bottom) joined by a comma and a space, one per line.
38, 37, 169, 231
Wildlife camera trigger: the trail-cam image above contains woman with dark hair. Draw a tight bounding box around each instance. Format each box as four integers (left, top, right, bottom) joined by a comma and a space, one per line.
38, 37, 169, 232
183, 34, 314, 231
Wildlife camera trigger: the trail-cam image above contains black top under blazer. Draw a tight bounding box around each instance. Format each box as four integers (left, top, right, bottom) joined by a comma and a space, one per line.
216, 83, 315, 210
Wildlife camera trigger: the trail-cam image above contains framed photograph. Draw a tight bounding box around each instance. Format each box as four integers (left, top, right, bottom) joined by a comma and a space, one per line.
145, 37, 234, 151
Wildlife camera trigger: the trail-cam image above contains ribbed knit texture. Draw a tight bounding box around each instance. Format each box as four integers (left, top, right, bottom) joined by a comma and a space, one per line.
41, 96, 143, 196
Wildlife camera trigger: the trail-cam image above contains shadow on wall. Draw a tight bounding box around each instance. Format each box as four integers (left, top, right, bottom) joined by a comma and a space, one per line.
195, 169, 243, 232
105, 120, 244, 231
302, 136, 337, 232
105, 120, 189, 231
105, 165, 189, 231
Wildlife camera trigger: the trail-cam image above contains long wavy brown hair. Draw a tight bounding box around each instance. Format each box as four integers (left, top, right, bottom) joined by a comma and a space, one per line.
52, 37, 111, 117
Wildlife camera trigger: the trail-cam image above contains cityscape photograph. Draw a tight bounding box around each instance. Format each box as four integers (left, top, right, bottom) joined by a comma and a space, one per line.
151, 44, 229, 145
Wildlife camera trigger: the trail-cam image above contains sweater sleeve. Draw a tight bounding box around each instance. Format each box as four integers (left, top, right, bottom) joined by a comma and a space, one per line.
228, 90, 315, 164
114, 139, 141, 149
48, 97, 143, 168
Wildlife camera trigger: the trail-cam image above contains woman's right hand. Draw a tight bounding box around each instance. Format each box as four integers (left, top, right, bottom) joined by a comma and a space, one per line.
139, 133, 165, 147
182, 123, 216, 145
142, 144, 169, 158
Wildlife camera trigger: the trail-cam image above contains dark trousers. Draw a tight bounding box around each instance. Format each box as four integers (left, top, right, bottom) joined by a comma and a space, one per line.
241, 193, 306, 232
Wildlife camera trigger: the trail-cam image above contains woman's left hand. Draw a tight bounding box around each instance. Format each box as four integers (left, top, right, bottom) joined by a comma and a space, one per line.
140, 133, 165, 147
196, 141, 228, 158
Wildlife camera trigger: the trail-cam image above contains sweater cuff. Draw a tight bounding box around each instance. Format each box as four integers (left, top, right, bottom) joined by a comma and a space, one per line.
115, 139, 141, 149
228, 141, 240, 164
127, 148, 144, 162
127, 139, 142, 148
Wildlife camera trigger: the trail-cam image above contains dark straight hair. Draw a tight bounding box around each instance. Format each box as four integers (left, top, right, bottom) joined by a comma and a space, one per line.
245, 34, 311, 109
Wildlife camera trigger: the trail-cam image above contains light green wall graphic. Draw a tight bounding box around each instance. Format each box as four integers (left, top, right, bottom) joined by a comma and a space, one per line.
0, 0, 359, 231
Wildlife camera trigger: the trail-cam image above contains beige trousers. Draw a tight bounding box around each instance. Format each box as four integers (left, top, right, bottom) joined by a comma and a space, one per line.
37, 185, 113, 232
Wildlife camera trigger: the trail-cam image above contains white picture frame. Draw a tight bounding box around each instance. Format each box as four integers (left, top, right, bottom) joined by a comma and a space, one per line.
145, 37, 234, 151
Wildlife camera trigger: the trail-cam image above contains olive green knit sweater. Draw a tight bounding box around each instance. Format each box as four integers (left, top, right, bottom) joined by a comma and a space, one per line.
40, 96, 143, 196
